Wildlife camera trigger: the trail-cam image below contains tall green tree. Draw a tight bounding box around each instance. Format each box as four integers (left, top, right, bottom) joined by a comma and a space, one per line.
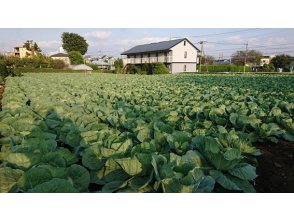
270, 54, 293, 68
114, 58, 124, 74
61, 32, 89, 55
23, 40, 42, 56
68, 51, 84, 65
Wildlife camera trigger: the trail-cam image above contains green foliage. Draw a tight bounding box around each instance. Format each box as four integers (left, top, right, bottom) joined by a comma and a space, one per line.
86, 63, 99, 70
61, 32, 89, 55
271, 54, 293, 68
3, 72, 294, 193
114, 58, 124, 74
0, 60, 8, 78
262, 63, 275, 72
17, 68, 115, 73
152, 62, 169, 74
53, 59, 66, 69
197, 65, 252, 72
23, 40, 42, 53
68, 51, 84, 65
231, 50, 263, 66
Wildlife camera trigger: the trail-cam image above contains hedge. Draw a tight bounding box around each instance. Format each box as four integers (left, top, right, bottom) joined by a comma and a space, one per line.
17, 68, 115, 74
197, 65, 252, 72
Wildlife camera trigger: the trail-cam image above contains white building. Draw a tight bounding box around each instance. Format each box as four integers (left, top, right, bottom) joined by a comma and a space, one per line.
121, 38, 200, 74
49, 47, 67, 56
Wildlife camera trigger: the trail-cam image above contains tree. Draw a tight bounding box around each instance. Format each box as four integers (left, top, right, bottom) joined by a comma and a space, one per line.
68, 51, 84, 65
114, 58, 124, 74
53, 59, 66, 69
270, 54, 293, 68
23, 40, 42, 56
201, 55, 215, 65
262, 63, 275, 72
152, 62, 169, 74
61, 32, 89, 55
231, 50, 263, 66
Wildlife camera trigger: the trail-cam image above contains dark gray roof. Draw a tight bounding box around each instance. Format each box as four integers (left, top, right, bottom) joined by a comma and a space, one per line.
101, 55, 108, 59
50, 53, 68, 57
121, 38, 200, 55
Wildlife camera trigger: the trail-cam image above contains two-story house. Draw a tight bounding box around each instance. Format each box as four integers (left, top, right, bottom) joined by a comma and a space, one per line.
13, 46, 31, 58
121, 38, 200, 74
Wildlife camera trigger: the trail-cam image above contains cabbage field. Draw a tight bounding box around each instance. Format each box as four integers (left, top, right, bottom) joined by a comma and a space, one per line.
1, 72, 294, 193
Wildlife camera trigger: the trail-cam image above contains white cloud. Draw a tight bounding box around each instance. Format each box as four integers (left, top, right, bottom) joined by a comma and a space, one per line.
86, 40, 110, 47
83, 31, 112, 40
224, 35, 243, 43
115, 37, 169, 47
142, 31, 148, 35
38, 40, 62, 48
265, 37, 287, 46
248, 38, 259, 43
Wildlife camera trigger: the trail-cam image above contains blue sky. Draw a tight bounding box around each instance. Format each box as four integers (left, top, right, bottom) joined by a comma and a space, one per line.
1, 28, 293, 59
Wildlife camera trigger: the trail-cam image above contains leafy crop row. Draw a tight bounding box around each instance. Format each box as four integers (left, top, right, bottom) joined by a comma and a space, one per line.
1, 73, 294, 193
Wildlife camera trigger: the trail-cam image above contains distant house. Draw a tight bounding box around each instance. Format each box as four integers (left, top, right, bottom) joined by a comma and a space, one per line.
50, 53, 71, 66
213, 59, 231, 65
4, 51, 15, 57
260, 55, 276, 66
13, 46, 32, 58
84, 55, 93, 63
49, 47, 67, 56
90, 60, 110, 70
121, 38, 200, 74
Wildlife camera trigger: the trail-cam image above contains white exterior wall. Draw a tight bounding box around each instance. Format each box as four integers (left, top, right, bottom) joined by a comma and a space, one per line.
171, 63, 196, 74
170, 40, 197, 63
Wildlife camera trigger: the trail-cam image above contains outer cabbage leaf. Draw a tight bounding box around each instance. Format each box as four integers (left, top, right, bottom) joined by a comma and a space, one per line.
0, 167, 24, 193
27, 178, 79, 193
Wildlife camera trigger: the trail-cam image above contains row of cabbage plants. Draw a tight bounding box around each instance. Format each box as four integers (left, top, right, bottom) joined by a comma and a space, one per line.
0, 73, 294, 193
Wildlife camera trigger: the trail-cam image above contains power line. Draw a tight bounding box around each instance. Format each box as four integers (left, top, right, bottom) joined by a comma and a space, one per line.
172, 28, 267, 39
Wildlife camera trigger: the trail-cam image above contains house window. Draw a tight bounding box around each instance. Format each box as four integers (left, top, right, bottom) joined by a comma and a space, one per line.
184, 41, 186, 46
184, 51, 187, 58
184, 65, 186, 71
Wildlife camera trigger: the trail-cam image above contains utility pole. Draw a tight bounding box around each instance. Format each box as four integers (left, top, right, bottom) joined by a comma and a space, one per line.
244, 41, 248, 73
199, 41, 208, 73
98, 50, 100, 60
199, 41, 207, 73
1, 42, 4, 55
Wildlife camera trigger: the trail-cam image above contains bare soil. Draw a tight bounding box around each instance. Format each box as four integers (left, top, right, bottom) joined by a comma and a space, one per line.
253, 139, 294, 193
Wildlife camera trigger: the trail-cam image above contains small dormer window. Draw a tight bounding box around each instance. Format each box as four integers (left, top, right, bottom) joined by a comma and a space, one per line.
184, 41, 186, 46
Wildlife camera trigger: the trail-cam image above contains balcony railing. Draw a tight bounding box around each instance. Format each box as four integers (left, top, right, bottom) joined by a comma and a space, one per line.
123, 56, 172, 65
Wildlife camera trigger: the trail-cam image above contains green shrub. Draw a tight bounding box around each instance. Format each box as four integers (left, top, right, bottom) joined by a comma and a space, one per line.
68, 51, 84, 65
0, 60, 8, 78
197, 65, 252, 72
86, 63, 99, 70
17, 68, 115, 74
126, 65, 141, 74
152, 62, 169, 74
137, 71, 147, 75
53, 59, 66, 69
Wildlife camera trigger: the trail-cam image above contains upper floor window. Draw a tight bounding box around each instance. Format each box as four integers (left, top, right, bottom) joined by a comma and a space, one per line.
184, 41, 186, 46
184, 51, 187, 58
184, 65, 186, 71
